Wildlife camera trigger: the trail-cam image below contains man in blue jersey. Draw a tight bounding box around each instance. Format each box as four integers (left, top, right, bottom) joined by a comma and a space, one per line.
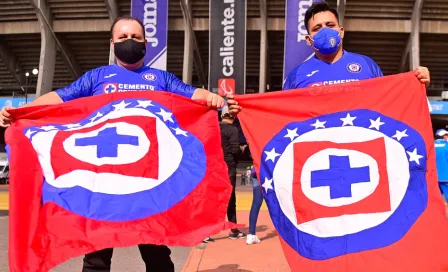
435, 129, 448, 202
0, 16, 225, 272
0, 18, 224, 116
283, 2, 430, 89
283, 2, 385, 89
227, 2, 431, 114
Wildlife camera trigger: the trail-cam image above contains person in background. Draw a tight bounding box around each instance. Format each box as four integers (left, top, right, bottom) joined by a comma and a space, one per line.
241, 162, 251, 186
220, 113, 246, 239
434, 129, 448, 202
246, 164, 263, 245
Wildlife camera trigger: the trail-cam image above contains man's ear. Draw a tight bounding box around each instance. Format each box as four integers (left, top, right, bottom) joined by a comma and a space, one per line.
305, 35, 312, 46
340, 27, 345, 39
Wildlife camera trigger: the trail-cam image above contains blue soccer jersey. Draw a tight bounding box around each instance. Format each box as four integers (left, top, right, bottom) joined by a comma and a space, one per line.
283, 50, 383, 90
55, 64, 197, 102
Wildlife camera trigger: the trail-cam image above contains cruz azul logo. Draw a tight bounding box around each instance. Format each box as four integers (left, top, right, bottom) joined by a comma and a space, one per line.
259, 109, 427, 260
347, 62, 362, 73
24, 99, 206, 222
142, 73, 157, 81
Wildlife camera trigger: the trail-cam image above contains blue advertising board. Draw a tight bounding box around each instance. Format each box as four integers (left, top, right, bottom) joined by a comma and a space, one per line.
283, 0, 323, 85
131, 0, 168, 70
0, 97, 35, 108
429, 101, 448, 115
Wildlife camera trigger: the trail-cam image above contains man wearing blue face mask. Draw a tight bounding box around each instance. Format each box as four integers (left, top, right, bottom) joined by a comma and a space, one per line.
223, 3, 432, 116
282, 2, 431, 90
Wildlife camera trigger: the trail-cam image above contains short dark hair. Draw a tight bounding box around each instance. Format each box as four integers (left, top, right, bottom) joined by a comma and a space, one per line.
110, 15, 145, 39
304, 2, 339, 32
222, 113, 235, 120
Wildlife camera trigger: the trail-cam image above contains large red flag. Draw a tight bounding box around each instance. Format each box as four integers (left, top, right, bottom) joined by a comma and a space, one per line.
6, 92, 234, 272
236, 72, 448, 271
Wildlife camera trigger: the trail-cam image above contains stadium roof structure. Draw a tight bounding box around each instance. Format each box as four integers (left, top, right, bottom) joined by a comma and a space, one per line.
0, 0, 447, 98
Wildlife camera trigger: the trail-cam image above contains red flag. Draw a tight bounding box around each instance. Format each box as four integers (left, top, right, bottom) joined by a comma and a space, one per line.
6, 92, 234, 272
236, 72, 448, 271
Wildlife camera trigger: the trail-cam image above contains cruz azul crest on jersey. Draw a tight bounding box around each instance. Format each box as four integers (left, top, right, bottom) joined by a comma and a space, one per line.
23, 98, 206, 222
347, 62, 362, 73
259, 109, 427, 260
142, 73, 157, 81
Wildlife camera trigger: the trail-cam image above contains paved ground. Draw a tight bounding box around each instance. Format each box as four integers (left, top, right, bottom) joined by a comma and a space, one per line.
53, 247, 191, 272
2, 182, 447, 271
0, 184, 192, 271
0, 209, 191, 272
0, 179, 288, 272
182, 211, 288, 272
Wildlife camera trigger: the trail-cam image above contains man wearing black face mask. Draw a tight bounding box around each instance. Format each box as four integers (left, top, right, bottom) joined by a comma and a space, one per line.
0, 16, 225, 127
0, 15, 226, 272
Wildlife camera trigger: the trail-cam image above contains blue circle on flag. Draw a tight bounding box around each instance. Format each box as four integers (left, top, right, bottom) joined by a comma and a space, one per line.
26, 98, 207, 222
259, 109, 427, 260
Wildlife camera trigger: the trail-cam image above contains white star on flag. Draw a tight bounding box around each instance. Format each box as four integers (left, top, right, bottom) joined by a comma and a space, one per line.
157, 108, 174, 123
407, 148, 424, 165
136, 100, 154, 108
392, 129, 408, 141
90, 112, 104, 122
264, 148, 280, 162
340, 113, 357, 126
311, 119, 326, 129
284, 128, 299, 141
40, 125, 57, 131
262, 178, 274, 193
369, 117, 385, 131
112, 101, 131, 111
25, 129, 35, 138
64, 123, 81, 129
171, 127, 188, 137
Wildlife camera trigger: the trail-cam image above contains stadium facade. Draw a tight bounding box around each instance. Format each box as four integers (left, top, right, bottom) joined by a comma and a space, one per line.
0, 0, 447, 108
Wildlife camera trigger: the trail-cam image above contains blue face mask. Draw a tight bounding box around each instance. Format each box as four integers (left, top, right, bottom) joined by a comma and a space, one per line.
310, 27, 341, 55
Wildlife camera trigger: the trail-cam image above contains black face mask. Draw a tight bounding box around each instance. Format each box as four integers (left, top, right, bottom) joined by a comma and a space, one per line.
114, 39, 146, 64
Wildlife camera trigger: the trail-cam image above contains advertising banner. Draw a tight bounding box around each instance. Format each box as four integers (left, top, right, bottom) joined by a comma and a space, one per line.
0, 97, 34, 108
283, 0, 322, 86
209, 0, 246, 95
131, 0, 169, 70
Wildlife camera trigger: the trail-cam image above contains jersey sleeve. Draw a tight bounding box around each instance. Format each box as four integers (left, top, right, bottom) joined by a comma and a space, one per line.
362, 56, 384, 78
283, 74, 295, 90
162, 71, 197, 99
54, 69, 97, 102
283, 66, 301, 90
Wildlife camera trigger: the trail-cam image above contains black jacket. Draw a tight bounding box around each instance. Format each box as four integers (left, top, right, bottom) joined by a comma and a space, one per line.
220, 122, 241, 168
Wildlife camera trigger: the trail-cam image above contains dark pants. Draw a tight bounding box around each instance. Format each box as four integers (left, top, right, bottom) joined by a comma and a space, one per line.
227, 168, 238, 233
82, 244, 174, 272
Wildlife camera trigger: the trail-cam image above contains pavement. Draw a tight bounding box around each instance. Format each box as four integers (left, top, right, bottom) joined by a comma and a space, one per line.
0, 178, 289, 272
181, 211, 288, 272
1, 183, 447, 271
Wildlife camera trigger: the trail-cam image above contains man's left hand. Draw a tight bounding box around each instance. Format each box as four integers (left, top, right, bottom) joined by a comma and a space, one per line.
206, 92, 225, 108
414, 66, 430, 88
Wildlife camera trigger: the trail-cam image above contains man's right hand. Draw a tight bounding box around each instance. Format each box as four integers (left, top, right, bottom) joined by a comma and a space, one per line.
0, 106, 14, 127
226, 94, 242, 116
